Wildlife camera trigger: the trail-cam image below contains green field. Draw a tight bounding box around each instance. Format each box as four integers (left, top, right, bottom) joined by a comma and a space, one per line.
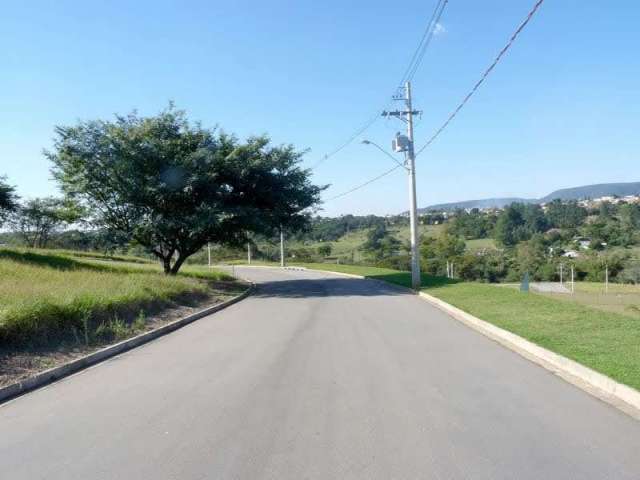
538, 282, 640, 319
280, 263, 640, 391
279, 223, 493, 261
0, 248, 237, 348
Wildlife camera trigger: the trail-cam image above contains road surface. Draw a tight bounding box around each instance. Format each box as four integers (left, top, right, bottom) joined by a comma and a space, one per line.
1, 267, 639, 479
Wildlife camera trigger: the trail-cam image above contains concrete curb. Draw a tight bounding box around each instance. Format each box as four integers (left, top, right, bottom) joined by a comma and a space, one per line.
0, 284, 254, 405
417, 291, 640, 418
299, 266, 640, 418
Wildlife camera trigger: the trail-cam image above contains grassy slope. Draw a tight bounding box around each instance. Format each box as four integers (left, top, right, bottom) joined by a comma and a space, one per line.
290, 263, 640, 391
0, 248, 234, 346
282, 224, 495, 260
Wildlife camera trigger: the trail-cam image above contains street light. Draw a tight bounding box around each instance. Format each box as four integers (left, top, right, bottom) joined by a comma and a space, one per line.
361, 140, 408, 171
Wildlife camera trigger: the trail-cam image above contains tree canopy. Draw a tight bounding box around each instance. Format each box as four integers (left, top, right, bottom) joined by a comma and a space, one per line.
48, 106, 325, 273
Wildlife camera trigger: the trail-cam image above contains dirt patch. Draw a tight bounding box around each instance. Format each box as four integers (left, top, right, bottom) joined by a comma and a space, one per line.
0, 281, 248, 388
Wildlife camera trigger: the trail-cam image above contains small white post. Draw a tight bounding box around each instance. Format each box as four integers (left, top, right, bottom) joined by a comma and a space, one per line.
605, 264, 609, 294
207, 242, 211, 268
280, 225, 285, 268
571, 265, 575, 294
247, 242, 252, 265
559, 263, 563, 285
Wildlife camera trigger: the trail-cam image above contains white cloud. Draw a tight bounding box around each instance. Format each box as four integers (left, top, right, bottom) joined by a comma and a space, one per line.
433, 22, 446, 36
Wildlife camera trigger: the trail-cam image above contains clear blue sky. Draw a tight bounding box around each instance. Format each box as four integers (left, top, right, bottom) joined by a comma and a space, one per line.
1, 0, 638, 216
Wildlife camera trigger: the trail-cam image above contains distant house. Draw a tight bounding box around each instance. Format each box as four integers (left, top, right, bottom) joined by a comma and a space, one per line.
562, 250, 580, 258
578, 239, 591, 250
573, 236, 591, 250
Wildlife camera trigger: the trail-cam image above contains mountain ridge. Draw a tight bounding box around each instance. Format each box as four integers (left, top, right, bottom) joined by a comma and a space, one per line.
419, 181, 640, 213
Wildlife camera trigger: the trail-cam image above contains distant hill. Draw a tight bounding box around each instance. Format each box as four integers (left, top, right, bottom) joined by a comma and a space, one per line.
420, 197, 533, 213
419, 182, 640, 213
540, 182, 640, 202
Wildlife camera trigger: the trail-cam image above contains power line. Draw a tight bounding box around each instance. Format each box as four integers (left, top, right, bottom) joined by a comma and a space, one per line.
415, 0, 545, 156
323, 0, 544, 203
323, 164, 403, 202
401, 0, 449, 86
309, 108, 384, 170
312, 0, 448, 172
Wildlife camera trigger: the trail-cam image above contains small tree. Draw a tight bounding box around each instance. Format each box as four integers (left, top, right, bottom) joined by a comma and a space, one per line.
317, 243, 332, 257
48, 106, 325, 274
0, 175, 18, 227
11, 197, 82, 248
361, 224, 402, 260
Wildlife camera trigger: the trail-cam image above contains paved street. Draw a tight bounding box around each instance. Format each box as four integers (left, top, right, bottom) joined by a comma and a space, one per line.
1, 267, 639, 479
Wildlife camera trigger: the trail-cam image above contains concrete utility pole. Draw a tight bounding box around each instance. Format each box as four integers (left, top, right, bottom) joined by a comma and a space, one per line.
382, 81, 422, 290
280, 226, 285, 268
207, 242, 211, 268
605, 264, 609, 294
405, 82, 421, 290
247, 242, 252, 265
559, 263, 564, 285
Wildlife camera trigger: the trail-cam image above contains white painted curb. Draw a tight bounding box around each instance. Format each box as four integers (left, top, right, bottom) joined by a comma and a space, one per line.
0, 284, 254, 405
417, 291, 640, 417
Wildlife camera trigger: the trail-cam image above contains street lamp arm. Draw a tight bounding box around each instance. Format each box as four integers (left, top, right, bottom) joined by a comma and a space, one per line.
361, 140, 408, 171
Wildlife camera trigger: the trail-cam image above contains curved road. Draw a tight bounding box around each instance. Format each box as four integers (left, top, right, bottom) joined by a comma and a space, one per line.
1, 267, 639, 479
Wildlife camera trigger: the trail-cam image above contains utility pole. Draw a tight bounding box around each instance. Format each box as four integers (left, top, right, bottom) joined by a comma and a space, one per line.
247, 242, 252, 265
605, 264, 609, 294
207, 242, 211, 268
280, 225, 285, 268
559, 263, 564, 285
382, 81, 422, 290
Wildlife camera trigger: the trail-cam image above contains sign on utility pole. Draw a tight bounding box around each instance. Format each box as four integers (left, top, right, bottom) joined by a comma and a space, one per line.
383, 81, 422, 289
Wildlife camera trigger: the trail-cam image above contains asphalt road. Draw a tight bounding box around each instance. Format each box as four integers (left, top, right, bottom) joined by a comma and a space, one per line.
1, 267, 639, 479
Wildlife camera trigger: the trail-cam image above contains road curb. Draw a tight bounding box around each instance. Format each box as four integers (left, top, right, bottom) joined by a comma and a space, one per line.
0, 284, 254, 405
417, 291, 640, 418
299, 266, 640, 418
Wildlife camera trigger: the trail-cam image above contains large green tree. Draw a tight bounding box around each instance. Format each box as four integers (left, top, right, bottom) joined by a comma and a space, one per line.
48, 106, 324, 274
545, 199, 587, 229
494, 203, 548, 246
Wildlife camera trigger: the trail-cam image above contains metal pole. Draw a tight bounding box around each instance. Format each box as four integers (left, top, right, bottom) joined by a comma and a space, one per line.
571, 265, 575, 294
207, 242, 211, 268
247, 242, 252, 265
405, 81, 421, 290
280, 225, 285, 268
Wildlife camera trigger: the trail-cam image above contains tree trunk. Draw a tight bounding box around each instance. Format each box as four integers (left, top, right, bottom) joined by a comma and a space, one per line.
169, 253, 187, 275
162, 256, 172, 274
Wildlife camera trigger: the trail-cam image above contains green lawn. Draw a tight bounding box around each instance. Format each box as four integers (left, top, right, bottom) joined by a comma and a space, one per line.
465, 237, 497, 251
0, 248, 236, 348
283, 263, 640, 392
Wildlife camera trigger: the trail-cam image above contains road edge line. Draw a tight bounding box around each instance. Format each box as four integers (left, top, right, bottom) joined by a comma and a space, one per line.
0, 283, 254, 405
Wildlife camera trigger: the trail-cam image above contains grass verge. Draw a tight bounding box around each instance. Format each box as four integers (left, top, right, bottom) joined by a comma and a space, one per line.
0, 248, 237, 348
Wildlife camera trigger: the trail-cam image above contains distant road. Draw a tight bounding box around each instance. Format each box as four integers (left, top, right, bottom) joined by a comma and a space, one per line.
1, 267, 639, 479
